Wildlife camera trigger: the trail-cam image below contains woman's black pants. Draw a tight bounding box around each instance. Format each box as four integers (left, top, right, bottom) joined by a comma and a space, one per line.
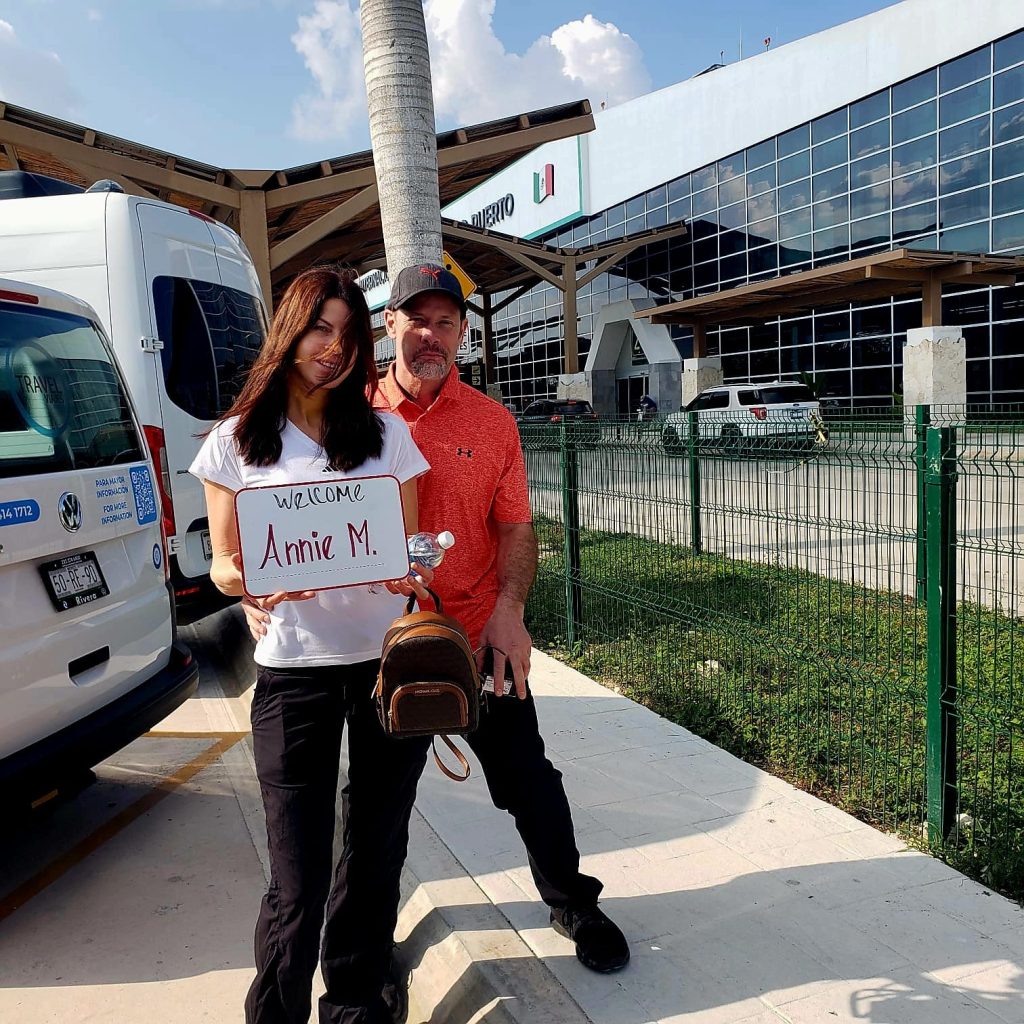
243, 661, 430, 1024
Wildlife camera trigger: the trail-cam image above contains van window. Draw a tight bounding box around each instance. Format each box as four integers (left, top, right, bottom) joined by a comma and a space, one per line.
0, 301, 143, 479
152, 277, 264, 420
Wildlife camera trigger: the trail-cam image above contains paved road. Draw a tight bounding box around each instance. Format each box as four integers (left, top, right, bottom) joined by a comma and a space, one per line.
526, 440, 1024, 616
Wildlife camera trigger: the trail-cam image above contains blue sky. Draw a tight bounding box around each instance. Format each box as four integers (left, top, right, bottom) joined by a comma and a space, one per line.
0, 0, 902, 170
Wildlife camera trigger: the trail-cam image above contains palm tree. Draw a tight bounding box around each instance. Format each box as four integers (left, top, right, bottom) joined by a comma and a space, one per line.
360, 0, 442, 275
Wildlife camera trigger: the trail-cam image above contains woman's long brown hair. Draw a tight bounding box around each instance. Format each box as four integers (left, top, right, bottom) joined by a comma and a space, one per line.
220, 266, 383, 470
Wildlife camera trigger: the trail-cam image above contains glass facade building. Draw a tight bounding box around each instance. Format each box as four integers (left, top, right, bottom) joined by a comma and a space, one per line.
486, 28, 1024, 411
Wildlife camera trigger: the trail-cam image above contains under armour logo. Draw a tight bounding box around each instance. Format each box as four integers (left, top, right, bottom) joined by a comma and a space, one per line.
419, 266, 442, 282
456, 447, 473, 458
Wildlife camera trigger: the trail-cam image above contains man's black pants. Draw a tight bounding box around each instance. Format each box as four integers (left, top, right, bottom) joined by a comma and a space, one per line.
244, 662, 430, 1024
467, 685, 602, 909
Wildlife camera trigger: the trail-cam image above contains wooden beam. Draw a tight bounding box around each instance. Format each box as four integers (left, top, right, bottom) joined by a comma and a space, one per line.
481, 290, 496, 385
0, 119, 240, 207
1, 142, 21, 169
265, 165, 377, 211
577, 244, 637, 289
269, 183, 378, 271
563, 255, 579, 375
68, 160, 160, 199
435, 113, 593, 170
490, 281, 534, 315
864, 265, 929, 282
922, 274, 942, 328
240, 190, 273, 315
692, 321, 707, 358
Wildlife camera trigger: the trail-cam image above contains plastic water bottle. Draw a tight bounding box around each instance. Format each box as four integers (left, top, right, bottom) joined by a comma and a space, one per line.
407, 530, 455, 571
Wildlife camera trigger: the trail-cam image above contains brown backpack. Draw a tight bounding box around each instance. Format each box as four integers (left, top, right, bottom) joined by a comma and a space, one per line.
376, 589, 481, 781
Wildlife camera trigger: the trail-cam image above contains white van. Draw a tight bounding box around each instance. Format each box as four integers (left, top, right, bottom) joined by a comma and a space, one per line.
0, 278, 198, 804
0, 174, 267, 603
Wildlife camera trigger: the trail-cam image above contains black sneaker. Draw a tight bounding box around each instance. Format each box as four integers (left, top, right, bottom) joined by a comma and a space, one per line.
381, 946, 408, 1024
550, 904, 630, 973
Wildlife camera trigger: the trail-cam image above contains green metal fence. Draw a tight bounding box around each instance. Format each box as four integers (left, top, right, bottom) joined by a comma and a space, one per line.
522, 406, 1023, 901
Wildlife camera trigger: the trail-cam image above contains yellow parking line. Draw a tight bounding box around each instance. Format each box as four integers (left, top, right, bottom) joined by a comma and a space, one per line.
0, 731, 248, 924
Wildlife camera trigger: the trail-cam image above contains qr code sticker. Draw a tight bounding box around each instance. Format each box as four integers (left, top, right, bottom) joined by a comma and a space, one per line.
130, 465, 158, 525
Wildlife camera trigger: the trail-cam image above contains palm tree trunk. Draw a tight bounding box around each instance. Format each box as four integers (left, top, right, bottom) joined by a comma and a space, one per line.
360, 0, 442, 276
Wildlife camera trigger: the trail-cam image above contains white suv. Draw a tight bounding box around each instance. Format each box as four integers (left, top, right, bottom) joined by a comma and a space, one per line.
0, 278, 198, 807
662, 381, 827, 454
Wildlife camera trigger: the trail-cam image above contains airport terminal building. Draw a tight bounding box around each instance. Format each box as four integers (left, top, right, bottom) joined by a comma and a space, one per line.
440, 0, 1024, 413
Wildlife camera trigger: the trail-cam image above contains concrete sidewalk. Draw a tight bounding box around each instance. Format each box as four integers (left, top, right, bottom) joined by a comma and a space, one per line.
402, 650, 1024, 1024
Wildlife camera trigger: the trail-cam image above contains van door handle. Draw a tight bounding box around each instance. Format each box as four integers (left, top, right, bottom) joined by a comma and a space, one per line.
69, 646, 110, 679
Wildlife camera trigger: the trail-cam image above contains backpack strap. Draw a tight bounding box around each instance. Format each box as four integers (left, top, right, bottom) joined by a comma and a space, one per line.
432, 735, 471, 782
405, 587, 442, 614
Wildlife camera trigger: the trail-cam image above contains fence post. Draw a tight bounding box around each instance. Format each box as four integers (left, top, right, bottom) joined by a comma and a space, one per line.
559, 423, 583, 648
925, 424, 958, 844
915, 404, 931, 605
688, 410, 702, 553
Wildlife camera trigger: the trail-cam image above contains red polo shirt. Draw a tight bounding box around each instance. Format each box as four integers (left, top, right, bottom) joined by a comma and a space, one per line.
374, 366, 532, 646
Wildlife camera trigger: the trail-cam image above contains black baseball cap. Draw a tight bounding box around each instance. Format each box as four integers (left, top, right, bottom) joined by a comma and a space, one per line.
386, 263, 466, 316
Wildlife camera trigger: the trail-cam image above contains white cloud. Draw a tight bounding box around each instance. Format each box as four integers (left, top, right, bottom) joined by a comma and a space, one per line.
0, 19, 79, 116
288, 0, 650, 146
87, 8, 103, 21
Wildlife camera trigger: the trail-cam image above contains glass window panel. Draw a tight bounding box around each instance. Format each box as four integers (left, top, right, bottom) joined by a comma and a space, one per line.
668, 176, 690, 201
966, 357, 991, 396
812, 108, 847, 144
994, 138, 1024, 180
668, 197, 690, 223
813, 195, 849, 229
718, 201, 746, 230
746, 139, 775, 170
691, 216, 717, 240
694, 237, 718, 263
719, 174, 747, 206
813, 224, 849, 259
750, 347, 780, 377
748, 244, 778, 275
995, 29, 1024, 72
851, 150, 891, 189
995, 99, 1024, 144
994, 324, 1024, 356
893, 100, 937, 144
939, 221, 990, 252
815, 340, 851, 370
939, 115, 990, 161
993, 280, 1024, 320
778, 179, 812, 212
893, 200, 937, 239
852, 303, 892, 337
993, 211, 1024, 250
692, 163, 717, 191
812, 135, 848, 172
939, 185, 989, 228
851, 89, 889, 129
778, 150, 810, 185
747, 192, 776, 222
693, 261, 718, 289
851, 120, 889, 160
853, 333, 895, 365
718, 153, 744, 181
940, 152, 989, 193
646, 205, 668, 228
995, 65, 1024, 108
778, 123, 809, 158
626, 214, 644, 234
779, 207, 811, 239
813, 165, 849, 202
648, 184, 668, 209
719, 229, 746, 257
721, 352, 749, 378
747, 163, 776, 197
691, 186, 718, 217
892, 167, 937, 208
816, 311, 850, 341
851, 212, 890, 248
607, 204, 625, 227
847, 183, 888, 221
944, 288, 990, 325
720, 252, 747, 281
993, 175, 1024, 216
907, 233, 938, 251
779, 235, 811, 267
893, 71, 936, 112
940, 47, 991, 93
625, 195, 645, 219
853, 366, 894, 397
939, 80, 990, 128
892, 135, 937, 176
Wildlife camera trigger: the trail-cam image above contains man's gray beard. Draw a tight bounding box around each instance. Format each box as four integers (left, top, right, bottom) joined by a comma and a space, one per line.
410, 358, 449, 379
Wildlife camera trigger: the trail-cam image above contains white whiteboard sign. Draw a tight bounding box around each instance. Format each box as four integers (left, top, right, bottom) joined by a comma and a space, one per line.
234, 475, 409, 597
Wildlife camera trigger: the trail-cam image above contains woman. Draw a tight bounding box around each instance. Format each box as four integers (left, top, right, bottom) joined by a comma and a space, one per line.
190, 266, 432, 1024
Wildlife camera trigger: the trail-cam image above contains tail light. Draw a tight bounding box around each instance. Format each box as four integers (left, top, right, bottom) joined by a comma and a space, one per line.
550, 415, 563, 423
143, 424, 176, 540
750, 406, 768, 421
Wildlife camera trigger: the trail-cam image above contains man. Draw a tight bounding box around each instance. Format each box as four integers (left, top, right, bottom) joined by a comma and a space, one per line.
375, 264, 629, 978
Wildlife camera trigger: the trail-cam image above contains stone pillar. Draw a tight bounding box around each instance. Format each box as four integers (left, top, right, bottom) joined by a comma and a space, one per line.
556, 372, 592, 403
902, 327, 966, 422
682, 357, 723, 410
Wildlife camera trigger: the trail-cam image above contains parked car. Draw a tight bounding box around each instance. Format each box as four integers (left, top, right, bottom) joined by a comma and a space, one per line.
662, 381, 828, 455
0, 278, 199, 808
516, 398, 601, 445
0, 171, 267, 605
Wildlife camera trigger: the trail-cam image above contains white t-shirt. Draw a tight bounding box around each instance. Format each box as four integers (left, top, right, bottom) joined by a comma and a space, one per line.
189, 413, 429, 669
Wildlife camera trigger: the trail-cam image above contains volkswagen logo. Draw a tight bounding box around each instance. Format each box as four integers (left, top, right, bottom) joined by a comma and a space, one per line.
58, 491, 83, 532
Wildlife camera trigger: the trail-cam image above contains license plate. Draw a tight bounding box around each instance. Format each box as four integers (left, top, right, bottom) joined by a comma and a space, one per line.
39, 551, 109, 612
789, 409, 807, 420
201, 530, 213, 560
